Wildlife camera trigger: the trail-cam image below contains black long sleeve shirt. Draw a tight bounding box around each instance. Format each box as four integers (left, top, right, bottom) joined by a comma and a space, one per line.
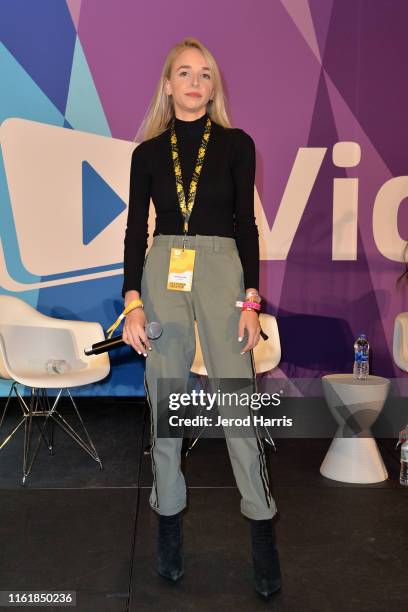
122, 111, 259, 297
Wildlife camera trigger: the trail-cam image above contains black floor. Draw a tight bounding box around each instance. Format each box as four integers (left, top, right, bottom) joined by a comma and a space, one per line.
0, 397, 407, 612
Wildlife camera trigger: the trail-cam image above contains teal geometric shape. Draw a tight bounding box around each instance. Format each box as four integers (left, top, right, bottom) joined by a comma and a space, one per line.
65, 36, 111, 136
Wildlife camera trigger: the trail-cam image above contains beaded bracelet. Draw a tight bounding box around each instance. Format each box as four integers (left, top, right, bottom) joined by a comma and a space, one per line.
236, 301, 268, 340
246, 290, 261, 301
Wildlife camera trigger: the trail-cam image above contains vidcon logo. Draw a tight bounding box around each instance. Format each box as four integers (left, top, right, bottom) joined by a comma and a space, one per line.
255, 142, 408, 263
0, 118, 155, 291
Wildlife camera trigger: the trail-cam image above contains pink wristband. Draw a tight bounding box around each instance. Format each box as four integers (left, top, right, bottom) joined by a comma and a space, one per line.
235, 300, 261, 311
242, 301, 261, 311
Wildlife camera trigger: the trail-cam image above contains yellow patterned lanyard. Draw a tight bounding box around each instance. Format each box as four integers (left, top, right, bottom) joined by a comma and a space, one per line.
170, 115, 212, 248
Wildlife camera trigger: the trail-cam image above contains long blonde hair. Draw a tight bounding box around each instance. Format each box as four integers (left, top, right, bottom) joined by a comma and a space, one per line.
134, 37, 232, 143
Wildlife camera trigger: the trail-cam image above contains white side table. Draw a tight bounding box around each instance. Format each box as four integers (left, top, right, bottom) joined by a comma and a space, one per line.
320, 374, 390, 483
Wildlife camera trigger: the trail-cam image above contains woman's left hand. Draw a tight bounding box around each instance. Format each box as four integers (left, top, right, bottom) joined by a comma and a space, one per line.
238, 310, 261, 354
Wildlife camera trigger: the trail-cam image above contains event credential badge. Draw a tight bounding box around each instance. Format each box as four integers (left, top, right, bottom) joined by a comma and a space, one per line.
167, 248, 196, 291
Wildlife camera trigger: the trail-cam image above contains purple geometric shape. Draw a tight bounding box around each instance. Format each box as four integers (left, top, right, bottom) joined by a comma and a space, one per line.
323, 0, 408, 176
308, 0, 334, 60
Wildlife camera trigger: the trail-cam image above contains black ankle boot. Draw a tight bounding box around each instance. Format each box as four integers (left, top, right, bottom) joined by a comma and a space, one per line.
250, 518, 282, 599
156, 512, 184, 582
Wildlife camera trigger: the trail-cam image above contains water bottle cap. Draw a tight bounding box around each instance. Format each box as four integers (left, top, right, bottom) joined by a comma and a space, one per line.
399, 428, 408, 444
359, 333, 366, 338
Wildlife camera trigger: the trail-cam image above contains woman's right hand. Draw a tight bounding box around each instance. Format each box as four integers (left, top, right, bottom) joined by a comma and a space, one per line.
123, 307, 152, 357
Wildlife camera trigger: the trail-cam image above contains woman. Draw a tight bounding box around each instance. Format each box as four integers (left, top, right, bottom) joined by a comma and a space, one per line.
121, 37, 281, 599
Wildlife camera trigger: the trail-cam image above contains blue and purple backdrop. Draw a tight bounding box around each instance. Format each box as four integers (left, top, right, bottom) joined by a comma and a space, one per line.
1, 0, 408, 396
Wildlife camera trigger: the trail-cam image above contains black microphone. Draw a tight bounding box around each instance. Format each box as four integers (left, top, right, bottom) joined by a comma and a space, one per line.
84, 322, 162, 356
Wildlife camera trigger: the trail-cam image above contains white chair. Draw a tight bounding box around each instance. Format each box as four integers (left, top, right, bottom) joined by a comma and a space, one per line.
393, 312, 408, 372
190, 313, 281, 376
186, 313, 282, 454
0, 295, 110, 484
393, 312, 408, 442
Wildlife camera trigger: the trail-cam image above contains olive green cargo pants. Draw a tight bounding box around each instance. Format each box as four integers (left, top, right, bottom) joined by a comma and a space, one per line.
140, 234, 277, 520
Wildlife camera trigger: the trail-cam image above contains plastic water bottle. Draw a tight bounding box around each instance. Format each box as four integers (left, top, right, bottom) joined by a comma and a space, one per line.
353, 333, 369, 379
400, 440, 408, 486
398, 427, 408, 486
45, 359, 71, 374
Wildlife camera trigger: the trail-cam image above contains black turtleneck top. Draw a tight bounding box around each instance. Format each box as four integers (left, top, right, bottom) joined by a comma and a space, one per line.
122, 111, 259, 296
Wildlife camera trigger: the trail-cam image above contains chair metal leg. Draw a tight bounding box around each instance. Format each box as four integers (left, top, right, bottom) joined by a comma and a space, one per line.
0, 381, 16, 429
22, 388, 42, 484
42, 389, 55, 454
257, 373, 277, 451
0, 384, 103, 484
39, 388, 103, 469
56, 389, 102, 467
0, 417, 25, 451
0, 382, 26, 451
185, 374, 210, 457
21, 388, 57, 484
263, 426, 277, 451
184, 374, 278, 457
